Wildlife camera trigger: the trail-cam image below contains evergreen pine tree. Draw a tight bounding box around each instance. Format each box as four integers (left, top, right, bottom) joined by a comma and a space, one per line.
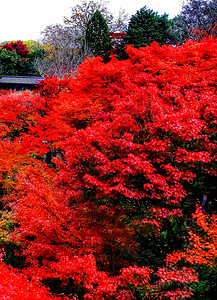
125, 6, 172, 48
117, 6, 175, 60
86, 10, 111, 62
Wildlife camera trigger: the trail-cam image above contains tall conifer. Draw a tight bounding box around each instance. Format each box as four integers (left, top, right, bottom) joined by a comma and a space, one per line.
86, 10, 111, 62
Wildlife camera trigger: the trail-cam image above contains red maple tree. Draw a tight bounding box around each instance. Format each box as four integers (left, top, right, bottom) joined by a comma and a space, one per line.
1, 40, 29, 59
0, 37, 216, 299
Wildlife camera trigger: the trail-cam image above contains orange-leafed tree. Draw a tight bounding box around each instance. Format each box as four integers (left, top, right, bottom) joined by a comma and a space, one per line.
167, 206, 217, 267
166, 206, 217, 297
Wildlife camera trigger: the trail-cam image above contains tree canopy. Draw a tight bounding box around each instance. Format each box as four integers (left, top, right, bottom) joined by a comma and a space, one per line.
175, 0, 217, 41
86, 10, 111, 61
0, 40, 47, 76
0, 37, 217, 298
123, 6, 173, 48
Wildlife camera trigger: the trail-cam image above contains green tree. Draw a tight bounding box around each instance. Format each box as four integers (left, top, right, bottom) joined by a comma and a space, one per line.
0, 42, 47, 76
117, 6, 176, 60
24, 48, 48, 76
64, 0, 128, 38
86, 10, 112, 62
0, 48, 24, 76
125, 7, 174, 47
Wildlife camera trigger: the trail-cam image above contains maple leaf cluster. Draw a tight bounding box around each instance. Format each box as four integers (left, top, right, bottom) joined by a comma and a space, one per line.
0, 37, 217, 299
1, 40, 30, 59
0, 255, 64, 300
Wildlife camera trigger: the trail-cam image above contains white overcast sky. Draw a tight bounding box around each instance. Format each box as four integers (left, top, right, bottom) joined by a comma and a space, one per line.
0, 0, 187, 43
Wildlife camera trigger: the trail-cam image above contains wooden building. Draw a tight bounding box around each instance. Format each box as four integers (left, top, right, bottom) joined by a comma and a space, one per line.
0, 75, 44, 90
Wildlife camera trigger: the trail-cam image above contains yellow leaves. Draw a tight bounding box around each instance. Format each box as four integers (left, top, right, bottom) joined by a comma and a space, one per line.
43, 42, 54, 56
23, 40, 44, 52
0, 212, 14, 245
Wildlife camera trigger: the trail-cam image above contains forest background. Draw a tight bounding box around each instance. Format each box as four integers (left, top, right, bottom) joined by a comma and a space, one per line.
0, 0, 217, 299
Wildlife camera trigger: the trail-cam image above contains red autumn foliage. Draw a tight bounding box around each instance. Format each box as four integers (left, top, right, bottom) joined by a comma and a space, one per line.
190, 23, 217, 41
0, 255, 65, 300
50, 38, 217, 224
1, 40, 29, 59
0, 91, 38, 139
0, 37, 217, 298
37, 76, 73, 98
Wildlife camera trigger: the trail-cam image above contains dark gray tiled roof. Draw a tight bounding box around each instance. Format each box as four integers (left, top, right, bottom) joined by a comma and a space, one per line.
0, 76, 44, 85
